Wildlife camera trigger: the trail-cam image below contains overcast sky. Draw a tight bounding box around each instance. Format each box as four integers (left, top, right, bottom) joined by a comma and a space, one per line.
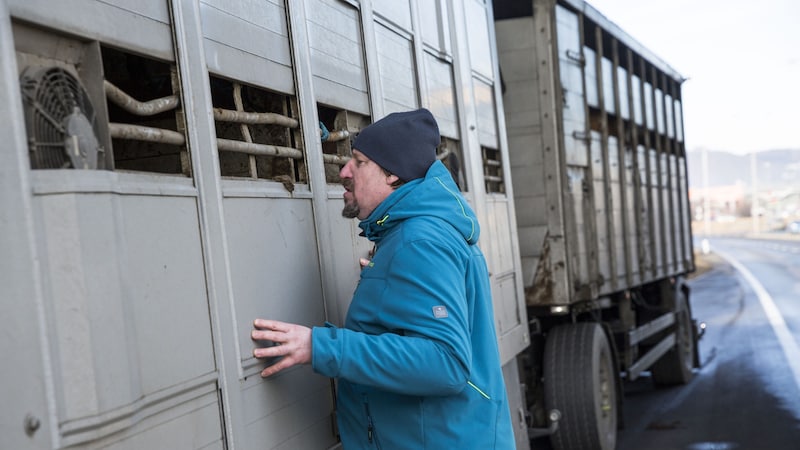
586, 0, 800, 154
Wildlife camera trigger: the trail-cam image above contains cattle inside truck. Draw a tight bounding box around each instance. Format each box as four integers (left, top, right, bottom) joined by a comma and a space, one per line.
494, 0, 702, 449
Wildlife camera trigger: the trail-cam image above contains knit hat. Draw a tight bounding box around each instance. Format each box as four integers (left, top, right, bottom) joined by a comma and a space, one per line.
353, 108, 440, 181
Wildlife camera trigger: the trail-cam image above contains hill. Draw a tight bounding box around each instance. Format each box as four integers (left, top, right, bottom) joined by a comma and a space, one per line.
686, 148, 800, 190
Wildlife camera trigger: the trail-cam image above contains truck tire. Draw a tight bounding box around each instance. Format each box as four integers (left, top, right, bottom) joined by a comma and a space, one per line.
544, 322, 617, 450
651, 289, 695, 385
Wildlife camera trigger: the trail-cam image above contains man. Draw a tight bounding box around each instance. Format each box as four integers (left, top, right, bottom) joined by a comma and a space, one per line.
252, 108, 514, 449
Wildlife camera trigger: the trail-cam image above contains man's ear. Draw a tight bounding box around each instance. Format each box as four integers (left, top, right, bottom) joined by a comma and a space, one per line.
385, 173, 400, 186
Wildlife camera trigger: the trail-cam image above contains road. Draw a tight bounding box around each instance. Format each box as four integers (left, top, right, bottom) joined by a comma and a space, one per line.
618, 237, 800, 450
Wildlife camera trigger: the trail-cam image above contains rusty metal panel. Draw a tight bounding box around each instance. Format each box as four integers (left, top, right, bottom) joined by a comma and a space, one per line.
496, 16, 547, 288
566, 166, 591, 290
591, 135, 611, 294
649, 149, 664, 277
557, 6, 588, 167
624, 148, 641, 284
306, 0, 369, 114
678, 156, 693, 270
669, 154, 682, 272
496, 17, 540, 138
660, 152, 674, 272
200, 0, 294, 94
608, 137, 626, 288
636, 145, 653, 279
498, 9, 572, 305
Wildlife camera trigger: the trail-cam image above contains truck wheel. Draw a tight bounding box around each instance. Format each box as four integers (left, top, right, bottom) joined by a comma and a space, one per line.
544, 322, 617, 450
651, 290, 695, 385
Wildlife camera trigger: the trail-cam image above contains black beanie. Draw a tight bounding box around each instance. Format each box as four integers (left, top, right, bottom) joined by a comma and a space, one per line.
353, 108, 440, 181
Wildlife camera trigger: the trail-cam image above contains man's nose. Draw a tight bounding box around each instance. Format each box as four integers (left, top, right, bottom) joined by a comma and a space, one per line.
339, 160, 353, 179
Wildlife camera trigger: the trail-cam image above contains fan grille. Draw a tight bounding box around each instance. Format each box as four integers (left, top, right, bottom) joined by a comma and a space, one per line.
20, 66, 100, 169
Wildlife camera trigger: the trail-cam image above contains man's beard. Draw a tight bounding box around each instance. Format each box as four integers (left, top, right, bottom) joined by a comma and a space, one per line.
342, 201, 359, 218
341, 178, 359, 218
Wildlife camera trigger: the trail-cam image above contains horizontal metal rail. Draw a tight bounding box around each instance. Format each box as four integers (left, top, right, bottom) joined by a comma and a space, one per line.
484, 174, 503, 183
109, 123, 185, 146
325, 129, 350, 142
105, 82, 351, 164
105, 81, 329, 138
628, 312, 675, 346
109, 124, 349, 165
627, 334, 675, 381
212, 108, 299, 128
104, 80, 179, 116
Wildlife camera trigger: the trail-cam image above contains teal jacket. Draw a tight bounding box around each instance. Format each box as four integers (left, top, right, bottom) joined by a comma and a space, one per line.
312, 161, 515, 449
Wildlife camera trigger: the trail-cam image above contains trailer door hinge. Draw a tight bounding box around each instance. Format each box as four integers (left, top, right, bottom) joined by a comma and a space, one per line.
565, 49, 585, 65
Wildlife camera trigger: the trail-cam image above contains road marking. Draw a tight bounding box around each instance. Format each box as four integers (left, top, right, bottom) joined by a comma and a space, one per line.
715, 249, 800, 393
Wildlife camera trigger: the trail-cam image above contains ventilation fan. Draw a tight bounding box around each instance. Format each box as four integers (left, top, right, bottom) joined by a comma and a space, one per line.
20, 66, 103, 169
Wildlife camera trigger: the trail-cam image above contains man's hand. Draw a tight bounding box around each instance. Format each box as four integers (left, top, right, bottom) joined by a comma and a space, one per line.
251, 319, 312, 377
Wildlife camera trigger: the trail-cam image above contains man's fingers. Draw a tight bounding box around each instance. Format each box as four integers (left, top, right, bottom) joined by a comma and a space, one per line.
253, 343, 282, 359
260, 359, 289, 378
251, 329, 286, 343
253, 319, 290, 332
251, 320, 311, 377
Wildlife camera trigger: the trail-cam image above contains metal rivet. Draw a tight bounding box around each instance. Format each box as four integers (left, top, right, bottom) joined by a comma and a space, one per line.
24, 414, 41, 435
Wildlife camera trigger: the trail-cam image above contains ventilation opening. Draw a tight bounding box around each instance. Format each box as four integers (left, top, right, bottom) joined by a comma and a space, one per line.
318, 105, 368, 184
14, 21, 110, 170
101, 46, 188, 175
209, 76, 306, 186
21, 66, 103, 169
438, 137, 467, 192
483, 146, 506, 194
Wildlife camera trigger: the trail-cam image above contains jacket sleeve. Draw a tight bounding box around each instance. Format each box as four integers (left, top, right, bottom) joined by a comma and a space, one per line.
311, 238, 473, 396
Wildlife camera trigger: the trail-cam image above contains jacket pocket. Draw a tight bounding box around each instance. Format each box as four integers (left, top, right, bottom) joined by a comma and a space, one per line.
363, 396, 382, 449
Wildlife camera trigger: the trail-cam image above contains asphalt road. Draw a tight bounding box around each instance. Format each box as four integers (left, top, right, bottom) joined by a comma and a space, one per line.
617, 237, 800, 450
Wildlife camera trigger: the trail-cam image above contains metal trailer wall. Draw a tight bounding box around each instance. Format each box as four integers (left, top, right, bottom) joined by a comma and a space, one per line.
0, 0, 532, 449
495, 0, 694, 308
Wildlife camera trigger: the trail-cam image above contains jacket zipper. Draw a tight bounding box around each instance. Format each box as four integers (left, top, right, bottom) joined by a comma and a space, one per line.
363, 398, 382, 449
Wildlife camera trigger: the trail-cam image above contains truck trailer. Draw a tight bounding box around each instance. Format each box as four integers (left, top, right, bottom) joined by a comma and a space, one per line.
494, 1, 699, 448
0, 0, 698, 449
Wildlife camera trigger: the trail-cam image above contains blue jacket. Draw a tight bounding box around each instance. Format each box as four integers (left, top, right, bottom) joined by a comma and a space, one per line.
312, 161, 515, 449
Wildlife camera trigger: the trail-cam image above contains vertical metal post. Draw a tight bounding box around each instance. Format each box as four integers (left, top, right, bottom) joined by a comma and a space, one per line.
751, 152, 759, 234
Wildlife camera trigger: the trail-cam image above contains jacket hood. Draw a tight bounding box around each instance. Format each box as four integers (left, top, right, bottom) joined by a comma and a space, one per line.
359, 160, 480, 245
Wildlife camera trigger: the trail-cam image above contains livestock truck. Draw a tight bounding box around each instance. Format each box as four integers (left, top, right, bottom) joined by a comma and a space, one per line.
0, 0, 697, 449
494, 1, 699, 448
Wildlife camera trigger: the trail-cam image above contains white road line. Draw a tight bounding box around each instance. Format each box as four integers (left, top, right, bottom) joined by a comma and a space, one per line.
714, 249, 800, 393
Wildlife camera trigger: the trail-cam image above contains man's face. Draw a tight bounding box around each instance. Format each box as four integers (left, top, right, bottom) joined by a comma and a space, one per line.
340, 149, 398, 220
